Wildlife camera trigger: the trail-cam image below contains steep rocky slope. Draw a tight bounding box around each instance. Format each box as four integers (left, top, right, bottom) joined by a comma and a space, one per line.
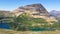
12, 4, 49, 16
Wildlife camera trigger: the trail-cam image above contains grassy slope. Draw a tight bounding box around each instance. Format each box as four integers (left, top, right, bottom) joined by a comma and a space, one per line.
0, 29, 60, 34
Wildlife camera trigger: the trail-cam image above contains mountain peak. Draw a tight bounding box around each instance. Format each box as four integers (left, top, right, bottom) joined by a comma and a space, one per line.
13, 3, 50, 16
26, 3, 42, 7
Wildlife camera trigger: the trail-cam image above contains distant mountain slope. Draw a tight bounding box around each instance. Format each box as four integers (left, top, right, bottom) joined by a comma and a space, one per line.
50, 10, 60, 20
0, 10, 12, 17
50, 10, 60, 16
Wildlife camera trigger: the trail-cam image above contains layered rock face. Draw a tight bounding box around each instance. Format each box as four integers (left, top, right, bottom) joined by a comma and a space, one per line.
12, 4, 58, 22
12, 4, 49, 16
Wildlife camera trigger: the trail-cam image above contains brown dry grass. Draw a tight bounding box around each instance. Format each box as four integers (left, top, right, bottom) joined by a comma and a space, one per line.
0, 29, 60, 34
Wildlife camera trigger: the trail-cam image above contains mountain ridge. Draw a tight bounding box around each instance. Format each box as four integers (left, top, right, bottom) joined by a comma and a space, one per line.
50, 10, 60, 20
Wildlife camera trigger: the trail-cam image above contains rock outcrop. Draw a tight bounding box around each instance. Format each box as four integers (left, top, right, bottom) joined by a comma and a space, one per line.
12, 4, 50, 16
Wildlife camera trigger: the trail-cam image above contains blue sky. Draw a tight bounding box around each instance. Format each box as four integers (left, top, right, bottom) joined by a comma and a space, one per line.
0, 0, 60, 12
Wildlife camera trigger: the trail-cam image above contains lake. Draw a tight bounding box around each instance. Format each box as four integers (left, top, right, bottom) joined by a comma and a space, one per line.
0, 23, 10, 29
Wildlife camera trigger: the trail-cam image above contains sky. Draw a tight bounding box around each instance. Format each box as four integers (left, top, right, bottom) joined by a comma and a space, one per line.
0, 0, 60, 12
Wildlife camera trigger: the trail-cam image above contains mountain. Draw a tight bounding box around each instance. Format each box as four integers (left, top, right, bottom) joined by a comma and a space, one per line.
50, 10, 60, 20
12, 4, 58, 23
12, 4, 50, 16
50, 10, 60, 16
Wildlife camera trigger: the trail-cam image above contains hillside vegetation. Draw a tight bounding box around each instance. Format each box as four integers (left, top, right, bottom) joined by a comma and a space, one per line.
6, 12, 60, 31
